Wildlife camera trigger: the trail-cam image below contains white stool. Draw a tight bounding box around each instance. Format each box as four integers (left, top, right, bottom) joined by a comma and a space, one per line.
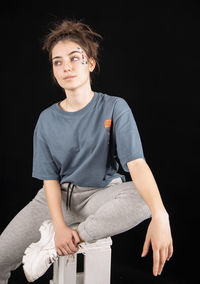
49, 237, 112, 284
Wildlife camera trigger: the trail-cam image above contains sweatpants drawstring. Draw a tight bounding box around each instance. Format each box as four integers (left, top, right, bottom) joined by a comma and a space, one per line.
66, 182, 75, 210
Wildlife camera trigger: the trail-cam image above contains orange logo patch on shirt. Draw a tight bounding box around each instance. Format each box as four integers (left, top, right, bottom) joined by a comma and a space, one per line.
104, 119, 112, 132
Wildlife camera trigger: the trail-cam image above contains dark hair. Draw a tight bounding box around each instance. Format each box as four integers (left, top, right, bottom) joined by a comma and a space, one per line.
42, 19, 103, 83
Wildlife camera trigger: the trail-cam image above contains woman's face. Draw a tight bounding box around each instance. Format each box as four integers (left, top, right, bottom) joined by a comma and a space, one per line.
51, 40, 95, 91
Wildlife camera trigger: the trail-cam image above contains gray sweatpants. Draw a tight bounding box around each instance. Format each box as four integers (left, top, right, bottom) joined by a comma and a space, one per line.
0, 177, 151, 284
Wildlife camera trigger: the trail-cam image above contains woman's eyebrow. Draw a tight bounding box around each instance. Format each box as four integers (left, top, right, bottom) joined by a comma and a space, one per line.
68, 50, 81, 56
52, 50, 81, 61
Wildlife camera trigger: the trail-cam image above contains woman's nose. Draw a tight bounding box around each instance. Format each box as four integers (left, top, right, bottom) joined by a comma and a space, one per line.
63, 61, 72, 71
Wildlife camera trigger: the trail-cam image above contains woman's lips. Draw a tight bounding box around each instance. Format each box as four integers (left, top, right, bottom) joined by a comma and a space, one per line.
63, 76, 76, 80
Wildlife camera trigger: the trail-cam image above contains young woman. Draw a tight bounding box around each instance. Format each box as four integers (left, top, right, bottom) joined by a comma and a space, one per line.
0, 19, 173, 282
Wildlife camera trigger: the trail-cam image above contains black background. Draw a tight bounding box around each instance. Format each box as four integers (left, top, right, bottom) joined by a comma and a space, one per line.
1, 1, 199, 283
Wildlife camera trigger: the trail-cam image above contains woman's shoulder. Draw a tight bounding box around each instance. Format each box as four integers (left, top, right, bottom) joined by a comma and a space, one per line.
97, 91, 126, 105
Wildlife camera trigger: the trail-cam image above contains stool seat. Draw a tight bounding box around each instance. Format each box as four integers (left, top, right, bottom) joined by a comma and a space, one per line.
50, 235, 112, 284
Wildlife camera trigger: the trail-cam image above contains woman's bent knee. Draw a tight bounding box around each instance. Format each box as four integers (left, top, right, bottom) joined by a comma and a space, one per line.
119, 182, 152, 221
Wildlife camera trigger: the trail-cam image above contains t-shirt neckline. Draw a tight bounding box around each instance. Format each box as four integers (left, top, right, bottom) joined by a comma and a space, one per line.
54, 92, 98, 116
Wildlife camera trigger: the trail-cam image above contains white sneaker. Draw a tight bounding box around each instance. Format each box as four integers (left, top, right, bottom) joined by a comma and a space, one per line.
22, 220, 85, 282
22, 220, 59, 282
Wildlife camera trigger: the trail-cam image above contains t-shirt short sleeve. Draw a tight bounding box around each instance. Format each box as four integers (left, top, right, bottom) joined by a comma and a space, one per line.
32, 113, 60, 181
113, 98, 146, 172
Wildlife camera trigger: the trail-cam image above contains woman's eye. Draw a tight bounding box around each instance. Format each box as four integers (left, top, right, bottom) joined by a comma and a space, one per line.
71, 56, 79, 62
53, 61, 62, 66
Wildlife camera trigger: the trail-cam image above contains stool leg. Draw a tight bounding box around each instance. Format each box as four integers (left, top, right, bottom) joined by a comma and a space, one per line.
84, 248, 112, 284
49, 260, 59, 284
57, 254, 77, 284
54, 259, 59, 283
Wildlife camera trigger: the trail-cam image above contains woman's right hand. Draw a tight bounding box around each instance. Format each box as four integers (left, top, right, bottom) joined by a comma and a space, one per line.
54, 223, 81, 256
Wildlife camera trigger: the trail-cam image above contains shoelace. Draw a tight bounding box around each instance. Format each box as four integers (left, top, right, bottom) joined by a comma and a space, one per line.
48, 251, 59, 264
77, 243, 86, 255
48, 243, 87, 265
66, 182, 75, 210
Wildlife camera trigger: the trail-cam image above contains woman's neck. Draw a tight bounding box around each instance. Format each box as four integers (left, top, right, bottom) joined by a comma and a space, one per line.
61, 85, 94, 112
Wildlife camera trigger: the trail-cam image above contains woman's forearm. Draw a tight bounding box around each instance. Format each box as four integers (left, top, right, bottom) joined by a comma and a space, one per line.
43, 180, 66, 229
127, 159, 173, 276
127, 159, 168, 218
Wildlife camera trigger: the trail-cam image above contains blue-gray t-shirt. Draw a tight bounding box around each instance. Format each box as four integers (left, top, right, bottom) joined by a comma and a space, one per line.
32, 92, 146, 187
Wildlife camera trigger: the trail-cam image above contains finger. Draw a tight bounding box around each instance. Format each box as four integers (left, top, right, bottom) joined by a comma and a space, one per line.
165, 247, 169, 262
61, 247, 69, 256
141, 235, 151, 257
72, 230, 81, 246
158, 249, 166, 275
153, 249, 160, 276
68, 240, 78, 253
63, 244, 74, 255
167, 241, 173, 260
56, 248, 63, 256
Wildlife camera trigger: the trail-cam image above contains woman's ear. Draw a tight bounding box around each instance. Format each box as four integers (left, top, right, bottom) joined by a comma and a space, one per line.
88, 57, 96, 72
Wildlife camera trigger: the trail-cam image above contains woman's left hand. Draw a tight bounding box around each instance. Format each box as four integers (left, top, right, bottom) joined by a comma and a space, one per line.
141, 212, 173, 276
